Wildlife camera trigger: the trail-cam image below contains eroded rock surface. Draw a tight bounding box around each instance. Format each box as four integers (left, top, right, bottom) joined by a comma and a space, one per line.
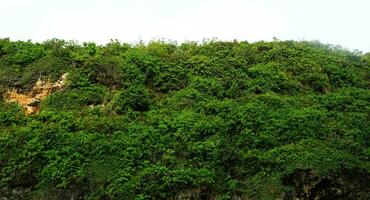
282, 169, 370, 200
4, 73, 68, 115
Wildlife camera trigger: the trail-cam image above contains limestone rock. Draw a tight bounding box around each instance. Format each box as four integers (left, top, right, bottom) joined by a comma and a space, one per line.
4, 73, 68, 115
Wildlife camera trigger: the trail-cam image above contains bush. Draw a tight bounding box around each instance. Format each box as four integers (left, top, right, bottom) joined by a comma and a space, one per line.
3, 40, 45, 66
0, 39, 369, 199
41, 86, 109, 111
111, 85, 150, 113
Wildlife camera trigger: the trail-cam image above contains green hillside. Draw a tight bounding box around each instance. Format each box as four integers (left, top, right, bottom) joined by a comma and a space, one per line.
0, 38, 369, 199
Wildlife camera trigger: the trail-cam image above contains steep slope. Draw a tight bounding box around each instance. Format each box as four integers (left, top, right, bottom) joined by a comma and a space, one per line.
0, 39, 369, 200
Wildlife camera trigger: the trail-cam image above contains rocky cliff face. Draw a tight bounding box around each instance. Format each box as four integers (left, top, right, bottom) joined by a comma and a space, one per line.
4, 73, 68, 115
282, 169, 370, 200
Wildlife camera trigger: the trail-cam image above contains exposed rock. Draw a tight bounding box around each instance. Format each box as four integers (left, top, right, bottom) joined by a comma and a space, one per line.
174, 187, 211, 200
282, 168, 370, 200
4, 73, 68, 115
173, 188, 247, 200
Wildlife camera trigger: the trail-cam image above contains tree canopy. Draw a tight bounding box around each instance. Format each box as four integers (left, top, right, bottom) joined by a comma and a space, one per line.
0, 39, 369, 199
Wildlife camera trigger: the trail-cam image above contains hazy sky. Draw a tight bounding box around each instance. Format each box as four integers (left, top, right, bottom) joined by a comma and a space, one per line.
1, 0, 369, 52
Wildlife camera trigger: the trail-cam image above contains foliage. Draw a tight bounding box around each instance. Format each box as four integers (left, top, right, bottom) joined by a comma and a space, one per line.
0, 39, 369, 199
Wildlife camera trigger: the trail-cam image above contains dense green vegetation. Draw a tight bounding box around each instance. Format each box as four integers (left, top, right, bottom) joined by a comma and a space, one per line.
0, 38, 369, 199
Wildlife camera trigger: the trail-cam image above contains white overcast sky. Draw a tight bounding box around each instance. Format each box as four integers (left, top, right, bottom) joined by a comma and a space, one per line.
0, 0, 369, 52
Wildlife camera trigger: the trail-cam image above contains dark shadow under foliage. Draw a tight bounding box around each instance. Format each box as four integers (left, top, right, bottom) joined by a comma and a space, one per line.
0, 38, 369, 200
283, 168, 370, 200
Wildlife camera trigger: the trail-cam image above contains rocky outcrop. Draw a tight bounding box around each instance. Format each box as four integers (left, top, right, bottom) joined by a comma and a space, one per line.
282, 169, 370, 200
4, 73, 68, 115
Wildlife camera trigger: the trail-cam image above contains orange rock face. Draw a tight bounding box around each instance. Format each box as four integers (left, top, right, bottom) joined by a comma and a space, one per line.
4, 73, 68, 115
